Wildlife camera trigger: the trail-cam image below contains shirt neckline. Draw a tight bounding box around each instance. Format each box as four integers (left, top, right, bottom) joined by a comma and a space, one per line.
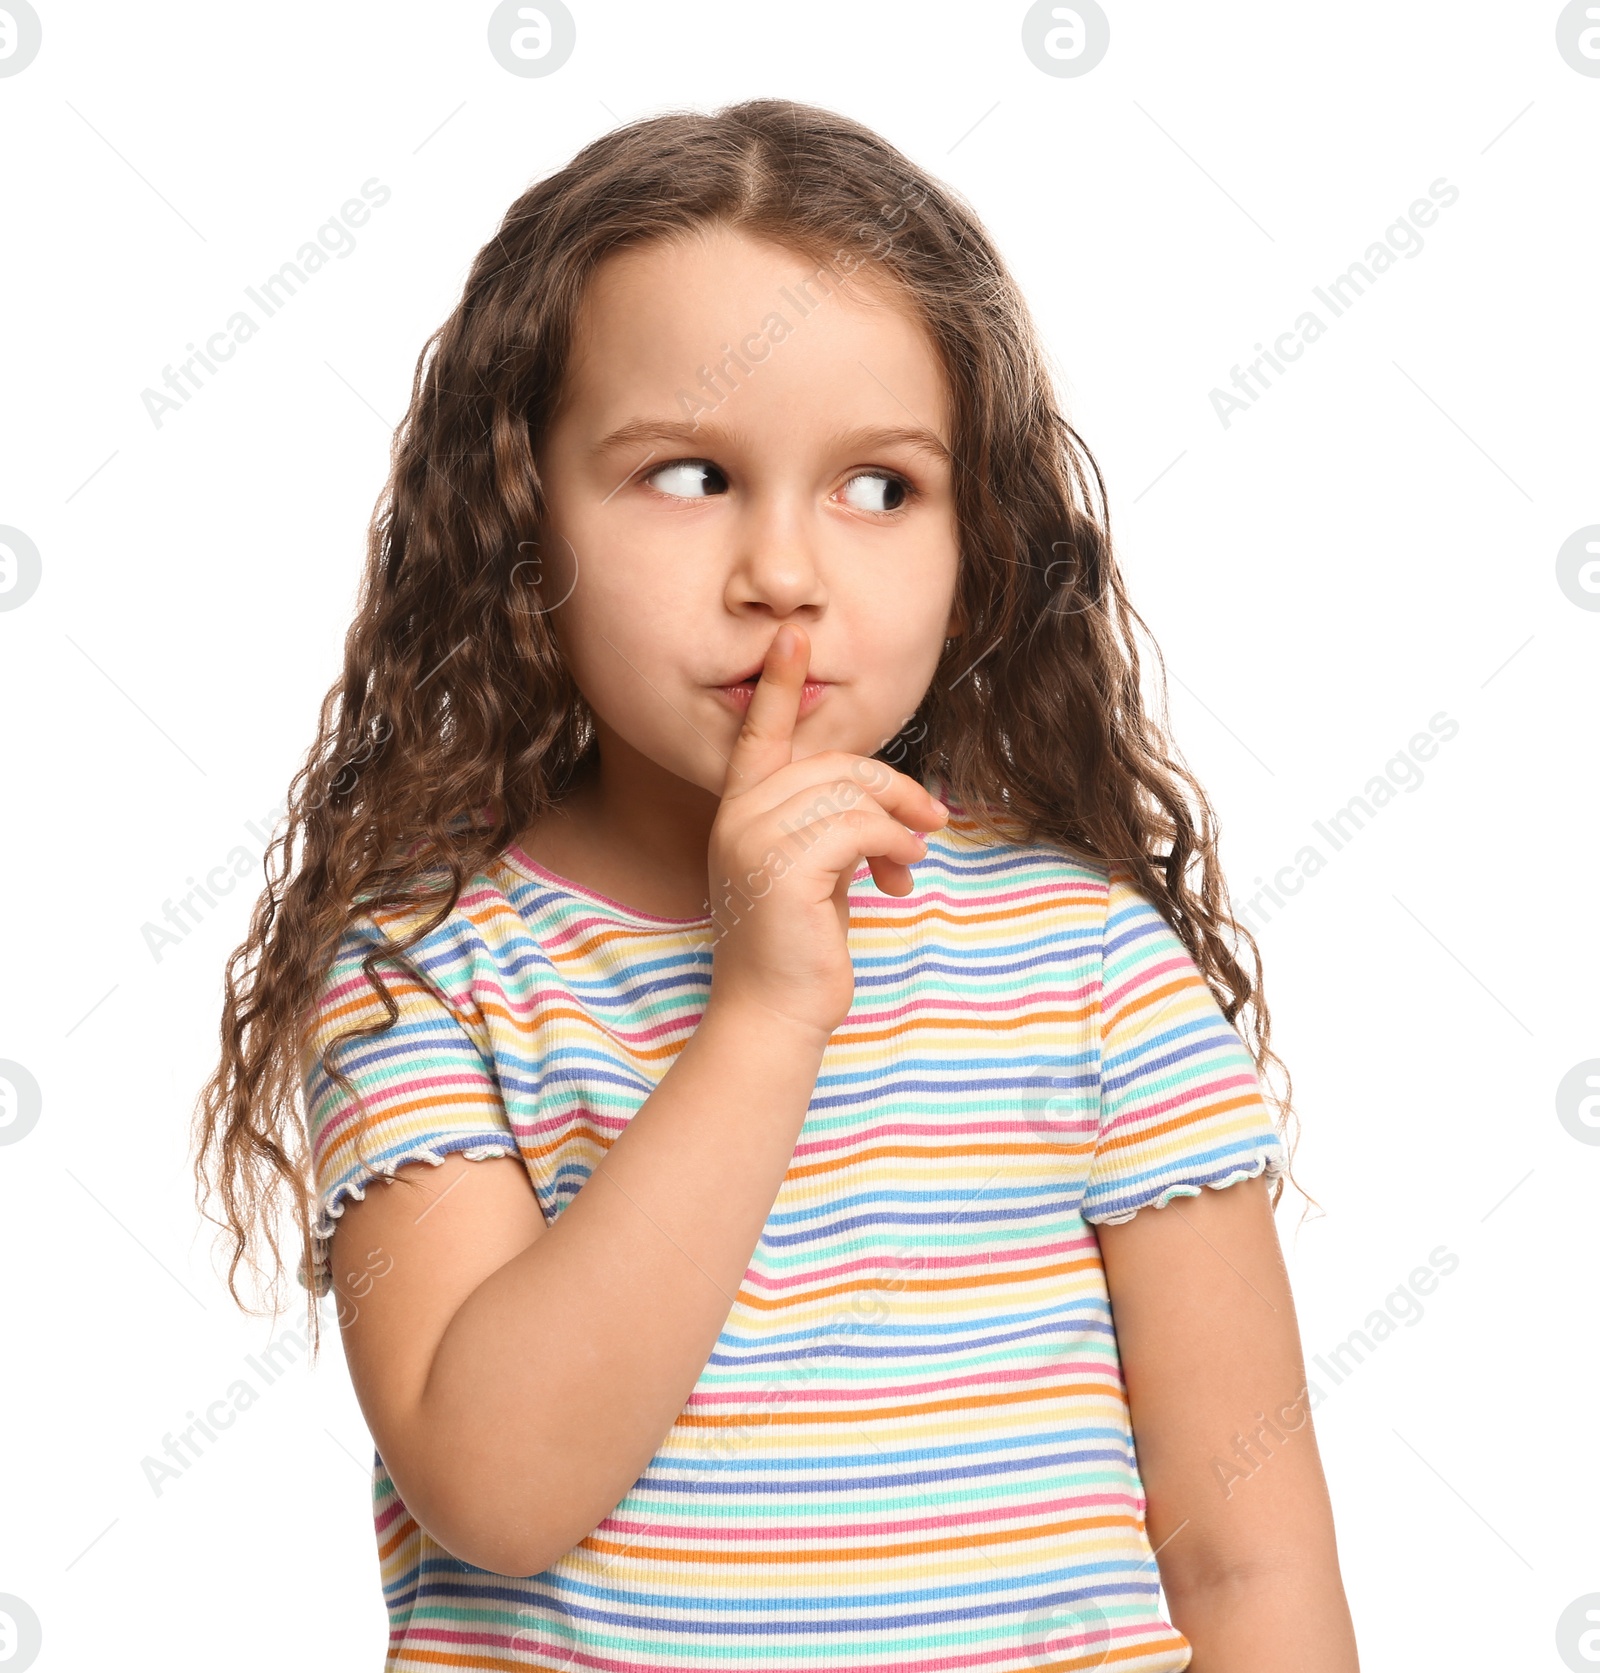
498, 842, 717, 930
495, 772, 963, 932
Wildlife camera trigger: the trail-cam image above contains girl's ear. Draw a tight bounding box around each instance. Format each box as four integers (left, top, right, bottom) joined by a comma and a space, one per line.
944, 592, 967, 639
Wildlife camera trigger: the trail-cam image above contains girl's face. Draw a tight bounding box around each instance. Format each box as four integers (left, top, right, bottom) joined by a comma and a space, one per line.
533, 225, 961, 798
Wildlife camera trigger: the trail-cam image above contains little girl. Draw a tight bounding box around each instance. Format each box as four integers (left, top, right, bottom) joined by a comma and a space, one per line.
196, 100, 1359, 1672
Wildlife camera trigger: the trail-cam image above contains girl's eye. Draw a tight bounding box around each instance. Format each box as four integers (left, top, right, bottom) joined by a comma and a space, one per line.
644, 459, 729, 499
641, 459, 913, 514
839, 470, 912, 515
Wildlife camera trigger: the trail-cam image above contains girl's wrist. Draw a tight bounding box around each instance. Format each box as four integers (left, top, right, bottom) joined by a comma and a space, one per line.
696, 989, 836, 1062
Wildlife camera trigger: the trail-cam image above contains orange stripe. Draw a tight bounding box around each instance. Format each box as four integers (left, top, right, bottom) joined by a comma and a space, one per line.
675, 1375, 1122, 1430
390, 1650, 525, 1671
781, 1136, 1091, 1184
376, 1515, 418, 1565
1104, 972, 1206, 1025
731, 1251, 1107, 1313
1096, 1090, 1266, 1156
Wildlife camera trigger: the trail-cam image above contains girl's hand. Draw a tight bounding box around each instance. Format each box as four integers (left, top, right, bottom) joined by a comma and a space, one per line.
706, 624, 948, 1044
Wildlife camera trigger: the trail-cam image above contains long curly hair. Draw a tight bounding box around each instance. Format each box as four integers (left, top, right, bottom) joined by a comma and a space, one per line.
192, 96, 1307, 1355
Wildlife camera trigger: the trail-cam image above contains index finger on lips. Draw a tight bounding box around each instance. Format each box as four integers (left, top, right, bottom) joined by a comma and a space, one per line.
720, 624, 809, 800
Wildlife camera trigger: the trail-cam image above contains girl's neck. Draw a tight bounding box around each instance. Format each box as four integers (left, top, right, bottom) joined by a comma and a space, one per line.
515, 734, 721, 921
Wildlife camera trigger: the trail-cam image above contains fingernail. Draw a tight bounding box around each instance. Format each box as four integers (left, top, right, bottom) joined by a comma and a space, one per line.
773, 625, 797, 657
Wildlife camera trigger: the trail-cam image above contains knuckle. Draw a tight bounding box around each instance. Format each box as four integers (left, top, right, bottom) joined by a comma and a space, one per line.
796, 789, 836, 824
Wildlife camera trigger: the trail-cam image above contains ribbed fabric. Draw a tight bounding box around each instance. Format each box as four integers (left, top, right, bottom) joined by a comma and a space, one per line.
301, 797, 1287, 1672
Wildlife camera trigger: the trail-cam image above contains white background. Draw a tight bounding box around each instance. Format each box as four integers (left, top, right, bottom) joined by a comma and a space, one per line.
2, 2, 1596, 1668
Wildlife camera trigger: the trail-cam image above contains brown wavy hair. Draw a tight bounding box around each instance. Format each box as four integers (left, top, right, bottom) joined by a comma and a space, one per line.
192, 96, 1307, 1355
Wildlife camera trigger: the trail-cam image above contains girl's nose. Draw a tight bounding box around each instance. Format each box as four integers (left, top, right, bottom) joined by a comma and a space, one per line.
723, 513, 829, 618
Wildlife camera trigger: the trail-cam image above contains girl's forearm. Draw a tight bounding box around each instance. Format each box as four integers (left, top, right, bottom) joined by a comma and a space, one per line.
1165, 1562, 1360, 1671
412, 996, 829, 1576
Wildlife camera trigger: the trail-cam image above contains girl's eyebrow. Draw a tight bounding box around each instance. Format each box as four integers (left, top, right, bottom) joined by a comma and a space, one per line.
590, 417, 952, 468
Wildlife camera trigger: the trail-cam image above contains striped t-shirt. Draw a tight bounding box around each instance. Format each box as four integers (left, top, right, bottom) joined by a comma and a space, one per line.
302, 798, 1287, 1673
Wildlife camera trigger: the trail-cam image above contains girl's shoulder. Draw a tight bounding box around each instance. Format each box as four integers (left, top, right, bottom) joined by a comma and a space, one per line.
910, 789, 1133, 944
922, 780, 1115, 889
338, 856, 547, 981
917, 781, 1175, 949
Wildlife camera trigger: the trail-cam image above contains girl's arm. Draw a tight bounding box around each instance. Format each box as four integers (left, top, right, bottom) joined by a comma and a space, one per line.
324, 627, 945, 1577
327, 1002, 829, 1576
1094, 1174, 1361, 1671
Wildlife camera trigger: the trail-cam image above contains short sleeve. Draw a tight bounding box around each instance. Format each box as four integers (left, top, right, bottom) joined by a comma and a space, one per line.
1080, 868, 1287, 1226
297, 912, 520, 1292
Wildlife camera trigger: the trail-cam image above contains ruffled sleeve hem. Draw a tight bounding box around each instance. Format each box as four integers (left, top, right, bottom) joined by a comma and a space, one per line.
1083, 1144, 1288, 1228
297, 1137, 522, 1294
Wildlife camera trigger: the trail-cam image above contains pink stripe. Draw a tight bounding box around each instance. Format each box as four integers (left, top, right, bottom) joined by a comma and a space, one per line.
789, 1119, 1092, 1161
736, 1235, 1100, 1295
1102, 952, 1198, 1018
844, 985, 1097, 1028
1100, 1070, 1261, 1134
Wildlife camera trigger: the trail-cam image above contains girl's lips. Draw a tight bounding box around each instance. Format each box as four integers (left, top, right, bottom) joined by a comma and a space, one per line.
714, 679, 831, 717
